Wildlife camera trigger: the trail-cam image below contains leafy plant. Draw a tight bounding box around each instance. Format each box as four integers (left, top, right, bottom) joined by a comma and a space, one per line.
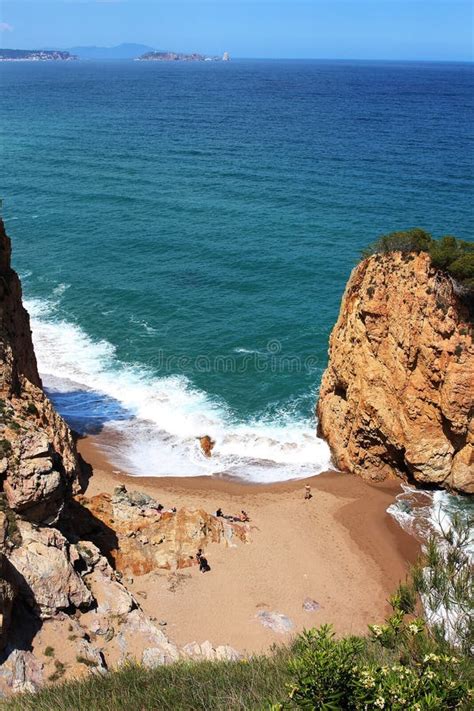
0, 438, 12, 457
448, 253, 474, 291
362, 228, 433, 259
411, 512, 474, 655
286, 625, 363, 708
362, 229, 474, 293
23, 402, 39, 417
283, 619, 471, 710
76, 655, 98, 668
48, 660, 66, 683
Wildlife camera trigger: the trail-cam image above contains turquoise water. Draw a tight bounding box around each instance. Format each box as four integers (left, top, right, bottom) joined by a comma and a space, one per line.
1, 60, 473, 480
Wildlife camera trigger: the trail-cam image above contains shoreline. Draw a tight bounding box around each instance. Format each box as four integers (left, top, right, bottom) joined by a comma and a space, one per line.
77, 435, 420, 654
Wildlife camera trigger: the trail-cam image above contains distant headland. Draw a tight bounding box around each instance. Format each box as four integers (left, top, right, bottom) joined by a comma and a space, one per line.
0, 49, 77, 62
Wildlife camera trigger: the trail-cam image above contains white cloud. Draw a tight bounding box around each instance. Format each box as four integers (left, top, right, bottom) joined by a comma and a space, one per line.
0, 23, 14, 33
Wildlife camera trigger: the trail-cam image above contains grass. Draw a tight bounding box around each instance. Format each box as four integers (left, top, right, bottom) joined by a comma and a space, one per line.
75, 655, 98, 668
2, 649, 292, 711
47, 661, 66, 684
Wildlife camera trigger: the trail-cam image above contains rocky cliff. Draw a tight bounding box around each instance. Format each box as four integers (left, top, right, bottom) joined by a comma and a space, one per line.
0, 219, 245, 694
317, 251, 473, 494
0, 218, 80, 522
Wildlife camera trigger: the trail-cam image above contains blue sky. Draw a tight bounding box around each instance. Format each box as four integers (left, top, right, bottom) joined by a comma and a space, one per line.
1, 1, 472, 60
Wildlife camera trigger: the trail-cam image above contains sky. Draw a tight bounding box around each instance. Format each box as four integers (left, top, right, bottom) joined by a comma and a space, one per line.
0, 1, 473, 61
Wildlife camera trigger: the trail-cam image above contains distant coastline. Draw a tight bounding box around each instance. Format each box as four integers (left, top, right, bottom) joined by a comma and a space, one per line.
0, 49, 77, 62
0, 46, 230, 62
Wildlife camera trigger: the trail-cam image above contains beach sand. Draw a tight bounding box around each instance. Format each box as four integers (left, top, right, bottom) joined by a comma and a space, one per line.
77, 436, 419, 656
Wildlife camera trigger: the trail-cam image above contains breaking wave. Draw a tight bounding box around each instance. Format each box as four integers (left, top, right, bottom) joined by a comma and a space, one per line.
25, 295, 332, 482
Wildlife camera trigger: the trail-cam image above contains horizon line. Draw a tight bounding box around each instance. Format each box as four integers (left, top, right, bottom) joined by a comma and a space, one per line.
0, 48, 472, 64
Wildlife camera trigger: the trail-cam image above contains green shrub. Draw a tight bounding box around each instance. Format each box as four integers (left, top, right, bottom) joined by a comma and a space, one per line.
76, 655, 98, 668
362, 229, 474, 292
448, 253, 474, 291
286, 626, 364, 708
23, 402, 39, 417
0, 438, 12, 457
411, 513, 474, 656
362, 228, 433, 259
282, 624, 470, 710
430, 236, 464, 270
48, 660, 66, 684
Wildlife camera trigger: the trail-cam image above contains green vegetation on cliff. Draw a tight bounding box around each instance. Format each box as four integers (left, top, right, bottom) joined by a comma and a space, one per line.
5, 517, 472, 711
362, 228, 474, 290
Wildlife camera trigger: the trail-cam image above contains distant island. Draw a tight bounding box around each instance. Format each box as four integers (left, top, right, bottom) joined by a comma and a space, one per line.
0, 49, 77, 62
137, 51, 230, 62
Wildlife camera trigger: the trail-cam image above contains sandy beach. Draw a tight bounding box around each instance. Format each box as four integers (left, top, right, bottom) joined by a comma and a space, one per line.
75, 436, 420, 656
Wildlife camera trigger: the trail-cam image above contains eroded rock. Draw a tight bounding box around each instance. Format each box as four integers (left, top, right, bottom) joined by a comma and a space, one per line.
76, 541, 136, 617
75, 487, 249, 576
0, 650, 44, 696
8, 520, 92, 618
0, 219, 80, 523
317, 252, 473, 494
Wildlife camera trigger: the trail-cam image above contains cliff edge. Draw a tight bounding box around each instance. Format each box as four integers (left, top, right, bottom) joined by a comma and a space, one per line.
0, 221, 243, 692
317, 251, 473, 494
0, 218, 80, 522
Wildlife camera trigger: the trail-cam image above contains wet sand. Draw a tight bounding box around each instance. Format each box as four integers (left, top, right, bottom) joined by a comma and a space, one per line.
77, 436, 419, 655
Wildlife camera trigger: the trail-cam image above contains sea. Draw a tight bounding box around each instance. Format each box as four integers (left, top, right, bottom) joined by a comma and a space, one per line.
0, 59, 472, 535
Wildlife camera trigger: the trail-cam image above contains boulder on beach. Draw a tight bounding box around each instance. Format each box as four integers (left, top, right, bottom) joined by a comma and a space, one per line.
256, 610, 294, 634
198, 435, 215, 458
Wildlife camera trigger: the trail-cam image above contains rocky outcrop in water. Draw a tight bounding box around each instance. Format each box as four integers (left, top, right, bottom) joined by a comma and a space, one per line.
0, 218, 80, 523
317, 251, 473, 494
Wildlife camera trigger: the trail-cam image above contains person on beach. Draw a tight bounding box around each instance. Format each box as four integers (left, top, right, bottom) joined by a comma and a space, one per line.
304, 484, 312, 500
216, 508, 223, 517
196, 549, 210, 573
240, 510, 250, 522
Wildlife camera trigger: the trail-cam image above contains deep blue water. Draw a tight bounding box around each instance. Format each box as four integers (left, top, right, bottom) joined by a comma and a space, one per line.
1, 59, 473, 480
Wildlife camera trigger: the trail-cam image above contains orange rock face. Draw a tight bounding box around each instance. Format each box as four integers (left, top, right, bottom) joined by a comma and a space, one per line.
317, 251, 473, 494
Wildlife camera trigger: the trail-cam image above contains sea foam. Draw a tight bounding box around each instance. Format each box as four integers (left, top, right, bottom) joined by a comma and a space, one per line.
25, 296, 332, 482
387, 484, 474, 552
